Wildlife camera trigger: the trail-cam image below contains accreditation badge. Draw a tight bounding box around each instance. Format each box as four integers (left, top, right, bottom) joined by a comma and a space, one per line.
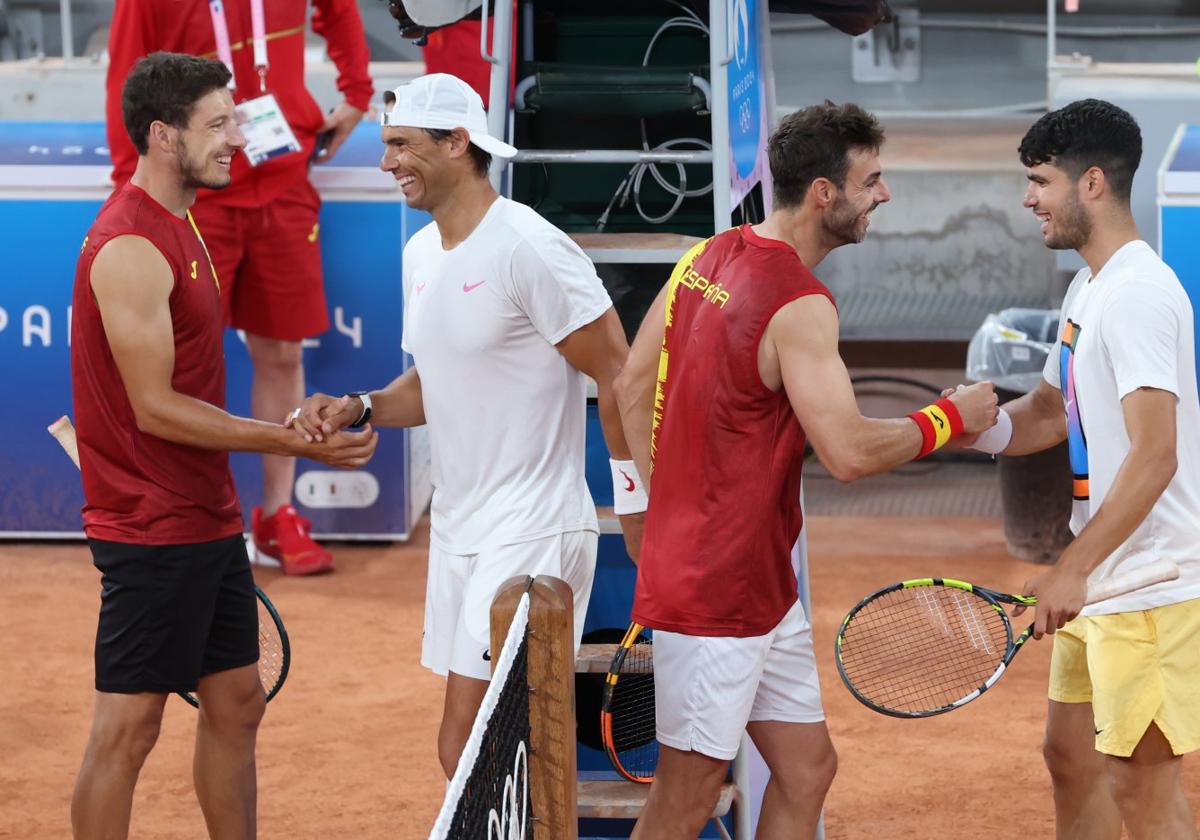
234, 94, 302, 167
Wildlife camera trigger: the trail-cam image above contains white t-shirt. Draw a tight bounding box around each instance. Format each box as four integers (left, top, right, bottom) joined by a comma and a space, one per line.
402, 197, 611, 554
1042, 240, 1200, 615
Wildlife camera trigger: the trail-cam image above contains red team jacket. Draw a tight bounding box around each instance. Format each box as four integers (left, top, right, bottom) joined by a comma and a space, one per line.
631, 226, 837, 637
105, 0, 373, 208
71, 184, 243, 545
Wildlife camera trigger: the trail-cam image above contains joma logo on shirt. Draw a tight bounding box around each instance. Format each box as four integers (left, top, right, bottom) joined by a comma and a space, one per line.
677, 264, 731, 309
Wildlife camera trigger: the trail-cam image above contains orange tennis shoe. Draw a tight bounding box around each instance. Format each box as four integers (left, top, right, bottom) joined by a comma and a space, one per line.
252, 505, 334, 576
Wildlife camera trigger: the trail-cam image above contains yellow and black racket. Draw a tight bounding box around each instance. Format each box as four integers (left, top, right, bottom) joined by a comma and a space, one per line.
49, 416, 292, 708
836, 560, 1179, 719
600, 622, 657, 783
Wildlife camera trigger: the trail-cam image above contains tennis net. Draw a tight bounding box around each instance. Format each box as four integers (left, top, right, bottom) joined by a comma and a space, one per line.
429, 593, 532, 840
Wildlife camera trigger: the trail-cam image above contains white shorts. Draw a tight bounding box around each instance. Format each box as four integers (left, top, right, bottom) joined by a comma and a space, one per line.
653, 599, 825, 761
420, 530, 597, 681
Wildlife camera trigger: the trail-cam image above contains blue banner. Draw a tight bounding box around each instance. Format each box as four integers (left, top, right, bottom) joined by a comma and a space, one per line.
0, 121, 430, 538
726, 0, 773, 210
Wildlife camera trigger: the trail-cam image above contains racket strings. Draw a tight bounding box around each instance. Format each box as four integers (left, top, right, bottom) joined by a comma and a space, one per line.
607, 639, 657, 779
257, 600, 286, 697
839, 587, 1010, 714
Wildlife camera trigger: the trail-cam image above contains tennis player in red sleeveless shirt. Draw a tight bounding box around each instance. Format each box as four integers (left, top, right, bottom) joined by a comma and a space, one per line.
70, 54, 376, 840
615, 103, 999, 839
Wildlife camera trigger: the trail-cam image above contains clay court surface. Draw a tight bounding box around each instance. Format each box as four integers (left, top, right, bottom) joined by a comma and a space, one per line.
3, 516, 1197, 839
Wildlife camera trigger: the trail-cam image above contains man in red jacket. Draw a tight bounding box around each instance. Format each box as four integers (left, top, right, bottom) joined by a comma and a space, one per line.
106, 0, 374, 576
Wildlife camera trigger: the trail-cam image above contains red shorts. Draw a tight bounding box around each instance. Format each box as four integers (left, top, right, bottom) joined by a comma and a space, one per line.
191, 178, 329, 341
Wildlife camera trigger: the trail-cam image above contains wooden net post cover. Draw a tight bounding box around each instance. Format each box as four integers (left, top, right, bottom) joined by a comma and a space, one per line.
490, 575, 579, 840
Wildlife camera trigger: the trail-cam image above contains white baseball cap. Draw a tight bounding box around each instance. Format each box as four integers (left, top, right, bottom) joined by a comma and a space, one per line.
381, 73, 518, 160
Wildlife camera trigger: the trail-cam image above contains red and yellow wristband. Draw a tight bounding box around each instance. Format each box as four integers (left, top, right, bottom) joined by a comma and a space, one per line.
908, 398, 964, 459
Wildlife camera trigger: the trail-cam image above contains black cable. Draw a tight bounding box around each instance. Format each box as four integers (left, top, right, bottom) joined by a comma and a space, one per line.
850, 374, 943, 398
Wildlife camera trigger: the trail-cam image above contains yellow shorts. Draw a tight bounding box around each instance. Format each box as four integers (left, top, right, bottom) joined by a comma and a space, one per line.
1048, 597, 1200, 757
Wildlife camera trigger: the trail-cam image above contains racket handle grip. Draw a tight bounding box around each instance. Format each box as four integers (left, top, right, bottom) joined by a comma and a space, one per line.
1084, 560, 1179, 605
48, 416, 81, 469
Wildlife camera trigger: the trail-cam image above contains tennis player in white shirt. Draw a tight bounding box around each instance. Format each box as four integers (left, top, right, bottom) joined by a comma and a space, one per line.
287, 73, 646, 778
965, 99, 1200, 839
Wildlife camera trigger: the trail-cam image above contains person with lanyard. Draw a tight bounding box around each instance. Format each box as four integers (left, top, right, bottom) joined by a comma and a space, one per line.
71, 52, 377, 840
286, 73, 647, 782
105, 0, 374, 576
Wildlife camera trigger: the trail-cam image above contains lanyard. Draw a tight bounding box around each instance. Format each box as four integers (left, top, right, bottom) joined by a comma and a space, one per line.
208, 0, 269, 94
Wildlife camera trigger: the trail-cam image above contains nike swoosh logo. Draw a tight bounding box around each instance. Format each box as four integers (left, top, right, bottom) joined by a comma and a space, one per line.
463, 281, 487, 293
619, 469, 635, 492
189, 260, 198, 280
482, 649, 491, 662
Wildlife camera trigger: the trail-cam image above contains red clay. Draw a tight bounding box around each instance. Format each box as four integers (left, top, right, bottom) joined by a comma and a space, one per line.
1, 516, 1195, 838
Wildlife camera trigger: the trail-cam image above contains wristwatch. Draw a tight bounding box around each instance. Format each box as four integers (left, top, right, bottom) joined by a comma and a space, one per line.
347, 391, 372, 428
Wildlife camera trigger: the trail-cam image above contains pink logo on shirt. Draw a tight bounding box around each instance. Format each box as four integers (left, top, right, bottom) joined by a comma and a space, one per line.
462, 281, 487, 293
415, 282, 426, 295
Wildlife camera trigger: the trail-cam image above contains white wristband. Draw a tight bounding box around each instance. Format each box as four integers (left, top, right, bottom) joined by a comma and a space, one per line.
609, 458, 648, 515
971, 407, 1013, 455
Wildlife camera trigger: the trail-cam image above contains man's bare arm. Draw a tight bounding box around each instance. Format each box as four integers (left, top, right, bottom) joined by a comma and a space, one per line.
91, 235, 376, 467
1016, 386, 1178, 638
556, 307, 633, 461
613, 283, 669, 495
558, 307, 644, 559
771, 295, 996, 481
1000, 378, 1068, 456
290, 368, 427, 442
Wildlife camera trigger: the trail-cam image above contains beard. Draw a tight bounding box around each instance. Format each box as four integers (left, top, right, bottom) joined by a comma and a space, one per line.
823, 192, 872, 246
177, 137, 230, 191
1044, 190, 1092, 251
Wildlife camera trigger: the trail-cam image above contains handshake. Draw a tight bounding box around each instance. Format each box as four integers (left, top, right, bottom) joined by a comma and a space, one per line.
281, 393, 378, 469
940, 380, 1010, 453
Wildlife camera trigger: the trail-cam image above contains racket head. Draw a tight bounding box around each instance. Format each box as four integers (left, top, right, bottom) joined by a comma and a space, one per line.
835, 578, 1015, 718
256, 586, 291, 702
178, 586, 290, 708
600, 623, 657, 783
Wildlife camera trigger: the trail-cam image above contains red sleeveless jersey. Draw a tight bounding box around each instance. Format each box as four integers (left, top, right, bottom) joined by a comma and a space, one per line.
631, 225, 835, 637
71, 183, 243, 544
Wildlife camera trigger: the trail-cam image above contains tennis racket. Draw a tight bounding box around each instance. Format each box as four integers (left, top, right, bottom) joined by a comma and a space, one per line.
180, 586, 290, 707
600, 622, 658, 782
835, 559, 1179, 719
48, 415, 292, 707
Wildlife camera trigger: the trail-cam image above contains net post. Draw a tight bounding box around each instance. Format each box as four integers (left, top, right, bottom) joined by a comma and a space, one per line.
489, 575, 532, 658
489, 574, 577, 840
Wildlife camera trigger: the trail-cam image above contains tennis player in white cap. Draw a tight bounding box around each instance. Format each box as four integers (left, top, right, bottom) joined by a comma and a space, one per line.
286, 72, 645, 778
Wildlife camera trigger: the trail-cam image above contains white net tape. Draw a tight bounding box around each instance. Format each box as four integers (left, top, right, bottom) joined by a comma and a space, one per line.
429, 593, 531, 840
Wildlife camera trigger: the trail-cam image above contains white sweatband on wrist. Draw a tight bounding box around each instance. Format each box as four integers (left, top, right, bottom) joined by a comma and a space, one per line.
609, 458, 648, 514
971, 408, 1013, 455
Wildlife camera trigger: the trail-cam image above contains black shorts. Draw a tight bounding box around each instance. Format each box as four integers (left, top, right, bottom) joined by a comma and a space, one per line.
89, 533, 259, 694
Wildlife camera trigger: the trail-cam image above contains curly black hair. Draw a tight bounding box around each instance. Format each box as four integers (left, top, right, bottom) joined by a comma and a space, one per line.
1018, 99, 1142, 200
769, 101, 885, 209
122, 52, 232, 156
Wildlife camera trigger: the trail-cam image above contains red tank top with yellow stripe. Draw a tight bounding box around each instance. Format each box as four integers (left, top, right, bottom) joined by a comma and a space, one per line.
631, 225, 835, 637
71, 183, 243, 545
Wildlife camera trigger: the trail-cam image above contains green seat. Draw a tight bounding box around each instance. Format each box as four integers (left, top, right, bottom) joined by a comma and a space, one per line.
515, 63, 711, 117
